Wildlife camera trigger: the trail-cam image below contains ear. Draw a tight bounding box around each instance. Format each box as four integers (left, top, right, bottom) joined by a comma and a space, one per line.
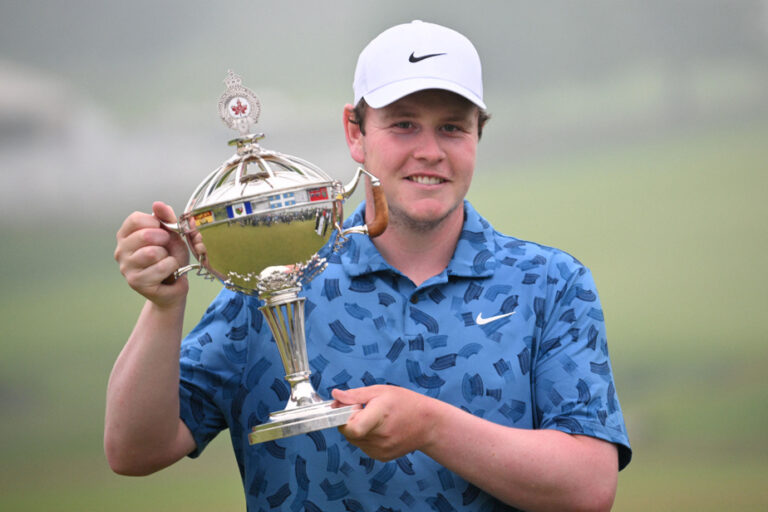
343, 104, 365, 164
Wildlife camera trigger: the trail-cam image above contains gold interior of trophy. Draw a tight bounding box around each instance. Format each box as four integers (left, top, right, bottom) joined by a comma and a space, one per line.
197, 216, 330, 291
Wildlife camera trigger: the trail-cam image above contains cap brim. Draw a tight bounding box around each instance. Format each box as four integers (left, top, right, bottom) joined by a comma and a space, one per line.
363, 78, 486, 109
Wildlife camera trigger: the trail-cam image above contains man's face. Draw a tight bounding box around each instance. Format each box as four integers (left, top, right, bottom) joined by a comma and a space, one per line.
347, 89, 479, 233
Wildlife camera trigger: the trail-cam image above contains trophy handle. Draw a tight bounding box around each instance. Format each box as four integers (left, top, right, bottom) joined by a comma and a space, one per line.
338, 167, 389, 238
365, 180, 388, 237
157, 217, 203, 284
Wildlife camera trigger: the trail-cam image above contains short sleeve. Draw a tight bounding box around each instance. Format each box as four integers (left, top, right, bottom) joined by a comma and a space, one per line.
533, 255, 632, 470
178, 288, 251, 458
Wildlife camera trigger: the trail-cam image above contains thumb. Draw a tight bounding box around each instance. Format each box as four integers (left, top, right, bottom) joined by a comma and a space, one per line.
334, 386, 389, 439
152, 201, 178, 224
332, 385, 381, 406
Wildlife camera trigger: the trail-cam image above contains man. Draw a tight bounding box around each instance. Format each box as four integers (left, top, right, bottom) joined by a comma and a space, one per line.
107, 20, 631, 511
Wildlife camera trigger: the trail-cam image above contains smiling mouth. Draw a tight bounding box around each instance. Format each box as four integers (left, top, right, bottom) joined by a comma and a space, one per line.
407, 175, 445, 185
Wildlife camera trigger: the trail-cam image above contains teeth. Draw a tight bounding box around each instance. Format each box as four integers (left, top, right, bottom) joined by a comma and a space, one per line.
409, 175, 444, 185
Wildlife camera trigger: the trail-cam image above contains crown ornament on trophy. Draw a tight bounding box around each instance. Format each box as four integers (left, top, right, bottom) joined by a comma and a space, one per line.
218, 70, 262, 136
163, 71, 388, 443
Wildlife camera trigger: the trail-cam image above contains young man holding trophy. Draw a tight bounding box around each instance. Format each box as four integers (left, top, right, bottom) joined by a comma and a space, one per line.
107, 20, 630, 511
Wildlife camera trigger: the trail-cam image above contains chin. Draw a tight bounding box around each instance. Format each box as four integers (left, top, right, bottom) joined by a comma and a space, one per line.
396, 204, 462, 231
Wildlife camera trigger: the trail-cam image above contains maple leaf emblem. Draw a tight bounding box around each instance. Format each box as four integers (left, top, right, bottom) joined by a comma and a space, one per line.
231, 99, 249, 116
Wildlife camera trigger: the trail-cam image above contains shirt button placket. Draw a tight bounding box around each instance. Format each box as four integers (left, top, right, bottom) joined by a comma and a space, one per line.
404, 293, 419, 336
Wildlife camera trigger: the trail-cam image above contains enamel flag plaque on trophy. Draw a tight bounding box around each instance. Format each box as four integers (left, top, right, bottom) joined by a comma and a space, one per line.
163, 71, 388, 443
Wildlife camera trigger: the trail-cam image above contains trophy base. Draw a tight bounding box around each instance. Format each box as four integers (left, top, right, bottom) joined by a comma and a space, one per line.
248, 401, 359, 445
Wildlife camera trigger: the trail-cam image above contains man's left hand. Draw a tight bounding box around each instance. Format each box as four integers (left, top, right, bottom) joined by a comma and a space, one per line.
332, 385, 437, 461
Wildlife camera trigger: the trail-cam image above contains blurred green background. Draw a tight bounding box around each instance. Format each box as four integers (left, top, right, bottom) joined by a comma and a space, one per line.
2, 1, 767, 510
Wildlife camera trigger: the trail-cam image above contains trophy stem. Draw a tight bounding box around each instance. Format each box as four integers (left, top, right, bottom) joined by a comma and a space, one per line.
250, 280, 359, 445
259, 286, 323, 408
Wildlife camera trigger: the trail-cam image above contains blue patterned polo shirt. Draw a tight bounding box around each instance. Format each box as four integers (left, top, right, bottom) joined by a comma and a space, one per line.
178, 200, 631, 511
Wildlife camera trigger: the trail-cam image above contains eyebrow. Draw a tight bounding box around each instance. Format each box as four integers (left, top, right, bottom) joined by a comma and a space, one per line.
378, 107, 417, 120
380, 107, 476, 124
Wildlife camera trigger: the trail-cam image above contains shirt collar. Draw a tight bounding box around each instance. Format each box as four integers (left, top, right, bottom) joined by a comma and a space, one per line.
333, 200, 498, 281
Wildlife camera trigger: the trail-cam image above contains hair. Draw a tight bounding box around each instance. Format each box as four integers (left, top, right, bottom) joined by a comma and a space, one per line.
349, 97, 490, 139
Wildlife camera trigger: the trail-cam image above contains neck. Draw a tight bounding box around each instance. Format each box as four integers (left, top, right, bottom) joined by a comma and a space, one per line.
365, 202, 465, 287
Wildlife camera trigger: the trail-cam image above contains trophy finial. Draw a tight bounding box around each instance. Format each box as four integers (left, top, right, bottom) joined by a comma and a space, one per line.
218, 70, 261, 136
223, 69, 242, 89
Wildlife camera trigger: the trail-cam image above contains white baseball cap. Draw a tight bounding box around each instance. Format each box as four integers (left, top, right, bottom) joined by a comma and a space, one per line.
353, 20, 486, 109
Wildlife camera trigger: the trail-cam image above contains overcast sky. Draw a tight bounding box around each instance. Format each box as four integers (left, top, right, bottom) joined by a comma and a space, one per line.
1, 0, 766, 224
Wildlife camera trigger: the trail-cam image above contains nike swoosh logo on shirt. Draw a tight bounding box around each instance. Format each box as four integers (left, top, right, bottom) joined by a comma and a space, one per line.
475, 311, 516, 325
409, 52, 446, 63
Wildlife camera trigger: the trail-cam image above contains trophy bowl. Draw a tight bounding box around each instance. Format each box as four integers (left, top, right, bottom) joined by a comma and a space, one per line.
171, 138, 387, 294
164, 71, 388, 444
175, 139, 337, 294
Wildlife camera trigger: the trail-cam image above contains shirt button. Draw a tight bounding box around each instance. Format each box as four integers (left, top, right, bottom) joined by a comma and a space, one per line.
410, 295, 419, 304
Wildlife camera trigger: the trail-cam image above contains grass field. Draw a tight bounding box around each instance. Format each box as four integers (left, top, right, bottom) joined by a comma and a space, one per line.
1, 121, 766, 510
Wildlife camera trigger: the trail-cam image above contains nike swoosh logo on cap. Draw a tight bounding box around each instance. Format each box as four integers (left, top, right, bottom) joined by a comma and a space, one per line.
409, 52, 446, 63
475, 311, 516, 326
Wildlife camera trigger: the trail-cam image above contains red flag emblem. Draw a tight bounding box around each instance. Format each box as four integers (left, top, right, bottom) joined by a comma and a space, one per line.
308, 187, 329, 201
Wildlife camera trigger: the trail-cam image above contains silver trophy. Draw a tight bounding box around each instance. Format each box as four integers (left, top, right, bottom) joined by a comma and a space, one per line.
165, 71, 388, 444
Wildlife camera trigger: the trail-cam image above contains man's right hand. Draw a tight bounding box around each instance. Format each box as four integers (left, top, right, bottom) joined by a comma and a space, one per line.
114, 201, 190, 307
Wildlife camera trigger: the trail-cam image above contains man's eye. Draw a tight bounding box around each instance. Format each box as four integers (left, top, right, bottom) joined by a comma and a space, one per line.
442, 124, 461, 133
393, 121, 413, 129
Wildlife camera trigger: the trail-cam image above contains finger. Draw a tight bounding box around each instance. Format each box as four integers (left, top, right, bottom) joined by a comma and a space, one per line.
332, 385, 382, 406
190, 231, 206, 257
152, 201, 178, 224
331, 388, 354, 406
125, 254, 182, 290
339, 398, 386, 439
116, 211, 161, 241
129, 244, 170, 270
115, 226, 172, 264
145, 254, 183, 282
120, 244, 170, 283
150, 202, 190, 265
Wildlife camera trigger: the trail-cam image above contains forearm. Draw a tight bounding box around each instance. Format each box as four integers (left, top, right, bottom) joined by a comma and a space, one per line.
104, 298, 188, 473
422, 399, 617, 512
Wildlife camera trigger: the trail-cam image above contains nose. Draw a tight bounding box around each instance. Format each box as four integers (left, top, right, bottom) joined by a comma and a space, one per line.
412, 129, 446, 163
